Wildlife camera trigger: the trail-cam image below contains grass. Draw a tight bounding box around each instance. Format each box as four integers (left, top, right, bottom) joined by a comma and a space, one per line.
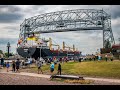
50, 78, 93, 84
64, 79, 93, 84
29, 60, 120, 79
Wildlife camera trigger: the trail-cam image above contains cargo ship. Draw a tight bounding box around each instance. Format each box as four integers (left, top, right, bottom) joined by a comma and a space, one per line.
17, 33, 81, 60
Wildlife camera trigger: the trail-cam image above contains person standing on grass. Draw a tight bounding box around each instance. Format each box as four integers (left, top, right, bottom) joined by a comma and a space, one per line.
57, 63, 61, 75
50, 62, 54, 75
37, 60, 43, 74
16, 58, 20, 73
6, 62, 10, 72
79, 57, 81, 62
12, 60, 16, 72
110, 55, 113, 61
105, 54, 108, 62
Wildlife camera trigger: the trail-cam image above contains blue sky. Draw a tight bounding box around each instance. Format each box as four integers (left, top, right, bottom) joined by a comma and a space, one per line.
0, 5, 119, 55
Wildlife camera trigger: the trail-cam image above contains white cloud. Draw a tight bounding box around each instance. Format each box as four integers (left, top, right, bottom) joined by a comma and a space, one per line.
111, 17, 120, 27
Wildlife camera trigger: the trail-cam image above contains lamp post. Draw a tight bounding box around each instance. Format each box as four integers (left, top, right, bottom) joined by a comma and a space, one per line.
7, 42, 10, 58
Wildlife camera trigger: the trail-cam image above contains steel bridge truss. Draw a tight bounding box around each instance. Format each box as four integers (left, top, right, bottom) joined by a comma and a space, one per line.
19, 9, 115, 48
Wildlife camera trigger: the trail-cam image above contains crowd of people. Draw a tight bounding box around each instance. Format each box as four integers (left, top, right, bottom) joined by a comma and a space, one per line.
36, 57, 62, 76
0, 58, 21, 72
0, 57, 62, 76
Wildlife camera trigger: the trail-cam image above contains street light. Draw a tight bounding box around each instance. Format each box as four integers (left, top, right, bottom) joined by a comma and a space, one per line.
7, 42, 11, 58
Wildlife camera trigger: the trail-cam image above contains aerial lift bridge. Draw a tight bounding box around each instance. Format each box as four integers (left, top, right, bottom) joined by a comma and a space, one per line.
19, 9, 115, 49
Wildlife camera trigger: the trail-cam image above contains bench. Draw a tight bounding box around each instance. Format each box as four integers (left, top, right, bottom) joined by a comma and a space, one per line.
51, 75, 84, 80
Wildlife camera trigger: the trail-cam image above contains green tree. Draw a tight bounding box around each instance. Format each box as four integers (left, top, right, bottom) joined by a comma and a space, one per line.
4, 52, 14, 58
0, 50, 3, 54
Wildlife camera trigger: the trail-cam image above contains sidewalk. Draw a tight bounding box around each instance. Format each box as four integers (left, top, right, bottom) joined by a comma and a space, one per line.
0, 71, 50, 78
1, 71, 120, 84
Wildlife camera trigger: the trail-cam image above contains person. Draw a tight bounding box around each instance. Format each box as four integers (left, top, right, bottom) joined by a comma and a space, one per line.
1, 58, 4, 67
105, 54, 108, 62
12, 60, 16, 72
37, 60, 43, 74
98, 55, 101, 61
16, 58, 20, 73
110, 55, 113, 61
57, 63, 61, 75
50, 62, 54, 74
79, 57, 81, 62
6, 62, 10, 72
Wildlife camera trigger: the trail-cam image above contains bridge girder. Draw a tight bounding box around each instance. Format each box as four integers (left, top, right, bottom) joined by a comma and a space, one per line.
19, 9, 115, 48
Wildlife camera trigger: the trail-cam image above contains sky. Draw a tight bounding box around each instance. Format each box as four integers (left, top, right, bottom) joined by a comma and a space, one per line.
0, 5, 120, 55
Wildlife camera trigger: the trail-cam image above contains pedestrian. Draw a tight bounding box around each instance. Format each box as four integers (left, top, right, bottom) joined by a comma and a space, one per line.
37, 60, 43, 74
110, 55, 113, 61
105, 54, 108, 62
79, 57, 81, 62
1, 58, 4, 67
16, 58, 20, 73
12, 60, 16, 72
57, 63, 61, 75
94, 57, 95, 61
98, 55, 101, 61
50, 62, 54, 75
6, 62, 10, 72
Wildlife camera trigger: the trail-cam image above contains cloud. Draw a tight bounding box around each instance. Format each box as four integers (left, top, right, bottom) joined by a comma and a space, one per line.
0, 5, 22, 13
109, 6, 120, 19
0, 5, 24, 23
0, 38, 18, 45
0, 13, 23, 23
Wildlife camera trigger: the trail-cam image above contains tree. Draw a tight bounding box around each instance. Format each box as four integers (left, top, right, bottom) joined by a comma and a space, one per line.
4, 52, 14, 58
0, 50, 3, 54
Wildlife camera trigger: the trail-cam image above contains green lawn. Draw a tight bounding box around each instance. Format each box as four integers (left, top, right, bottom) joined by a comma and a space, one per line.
30, 60, 120, 79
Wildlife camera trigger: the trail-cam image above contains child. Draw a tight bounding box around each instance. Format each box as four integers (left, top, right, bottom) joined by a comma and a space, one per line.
6, 62, 10, 72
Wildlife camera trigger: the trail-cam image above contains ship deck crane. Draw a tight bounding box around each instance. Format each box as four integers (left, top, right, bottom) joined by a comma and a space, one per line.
49, 37, 60, 50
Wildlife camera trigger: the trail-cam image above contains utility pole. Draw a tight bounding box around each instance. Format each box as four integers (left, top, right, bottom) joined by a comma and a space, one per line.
40, 45, 42, 61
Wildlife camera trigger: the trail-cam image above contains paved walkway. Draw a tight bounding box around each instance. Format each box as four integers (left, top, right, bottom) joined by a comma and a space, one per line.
0, 71, 120, 84
0, 71, 50, 78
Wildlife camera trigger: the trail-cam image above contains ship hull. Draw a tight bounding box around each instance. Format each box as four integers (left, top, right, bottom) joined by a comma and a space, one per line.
17, 47, 81, 60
